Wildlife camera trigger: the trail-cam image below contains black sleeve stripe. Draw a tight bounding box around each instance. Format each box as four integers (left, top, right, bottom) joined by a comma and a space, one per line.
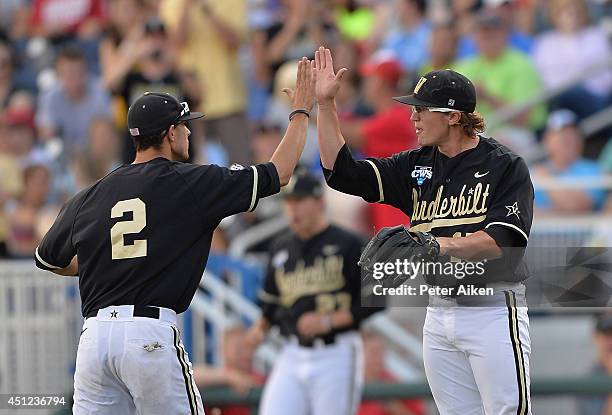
248, 165, 258, 212
364, 160, 384, 203
35, 246, 62, 269
485, 222, 528, 244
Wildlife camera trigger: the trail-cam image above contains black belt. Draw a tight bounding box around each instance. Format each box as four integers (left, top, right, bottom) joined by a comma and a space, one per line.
85, 305, 161, 319
293, 334, 336, 348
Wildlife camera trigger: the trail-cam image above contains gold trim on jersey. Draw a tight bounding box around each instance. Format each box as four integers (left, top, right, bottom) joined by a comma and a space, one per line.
410, 215, 487, 232
275, 255, 345, 307
365, 160, 384, 202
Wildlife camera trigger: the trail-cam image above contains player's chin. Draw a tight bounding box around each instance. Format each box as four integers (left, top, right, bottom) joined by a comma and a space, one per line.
416, 135, 430, 147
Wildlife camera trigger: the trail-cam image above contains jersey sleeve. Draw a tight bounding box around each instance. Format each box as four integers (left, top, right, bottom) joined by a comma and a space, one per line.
322, 144, 413, 214
483, 156, 534, 247
176, 162, 280, 224
35, 189, 87, 271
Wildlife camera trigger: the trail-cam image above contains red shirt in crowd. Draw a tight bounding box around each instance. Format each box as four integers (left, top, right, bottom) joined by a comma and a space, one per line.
31, 0, 106, 34
361, 103, 418, 232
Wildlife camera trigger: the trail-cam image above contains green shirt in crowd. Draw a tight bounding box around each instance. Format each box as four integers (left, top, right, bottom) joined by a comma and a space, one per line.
453, 49, 547, 130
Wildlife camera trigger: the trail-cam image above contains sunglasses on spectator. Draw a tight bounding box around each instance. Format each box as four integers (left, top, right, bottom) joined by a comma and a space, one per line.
412, 106, 459, 114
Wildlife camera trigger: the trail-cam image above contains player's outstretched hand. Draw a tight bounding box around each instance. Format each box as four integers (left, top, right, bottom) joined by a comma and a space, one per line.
282, 57, 316, 112
314, 46, 348, 105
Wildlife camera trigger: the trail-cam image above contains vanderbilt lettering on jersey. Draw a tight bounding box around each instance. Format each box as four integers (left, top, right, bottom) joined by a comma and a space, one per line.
275, 255, 345, 307
411, 183, 490, 225
259, 225, 381, 339
322, 136, 534, 283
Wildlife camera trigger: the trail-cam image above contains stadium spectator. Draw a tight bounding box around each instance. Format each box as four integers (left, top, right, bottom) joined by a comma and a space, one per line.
358, 332, 426, 415
99, 0, 151, 93
0, 42, 18, 108
340, 51, 416, 230
72, 118, 120, 190
36, 44, 112, 157
5, 162, 54, 258
532, 0, 612, 120
0, 0, 29, 40
195, 325, 264, 415
104, 16, 200, 163
532, 110, 607, 214
380, 0, 431, 73
161, 0, 253, 165
2, 100, 37, 159
453, 10, 546, 131
457, 0, 534, 58
419, 22, 459, 75
0, 117, 24, 258
29, 0, 106, 43
249, 0, 336, 123
578, 313, 612, 415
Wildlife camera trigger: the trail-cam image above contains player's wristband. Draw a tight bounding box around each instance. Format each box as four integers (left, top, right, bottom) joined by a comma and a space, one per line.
289, 109, 310, 121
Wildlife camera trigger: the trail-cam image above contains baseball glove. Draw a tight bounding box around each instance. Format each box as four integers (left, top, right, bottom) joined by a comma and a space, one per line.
359, 225, 440, 288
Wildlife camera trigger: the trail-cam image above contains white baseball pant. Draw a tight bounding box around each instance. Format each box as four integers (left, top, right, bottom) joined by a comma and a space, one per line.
423, 284, 531, 415
259, 331, 364, 415
73, 305, 204, 415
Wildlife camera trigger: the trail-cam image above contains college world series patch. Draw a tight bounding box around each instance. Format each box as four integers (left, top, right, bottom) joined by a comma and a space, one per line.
411, 166, 433, 186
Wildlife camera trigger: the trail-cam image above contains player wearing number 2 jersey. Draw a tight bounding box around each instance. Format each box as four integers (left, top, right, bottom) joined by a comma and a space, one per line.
34, 57, 316, 415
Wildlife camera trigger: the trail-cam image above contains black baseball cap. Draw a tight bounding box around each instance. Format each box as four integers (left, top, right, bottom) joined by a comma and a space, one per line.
393, 69, 477, 113
127, 92, 204, 137
282, 168, 323, 199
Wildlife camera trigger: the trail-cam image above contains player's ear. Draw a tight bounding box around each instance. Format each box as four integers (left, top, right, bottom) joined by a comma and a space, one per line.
167, 125, 176, 143
448, 111, 461, 126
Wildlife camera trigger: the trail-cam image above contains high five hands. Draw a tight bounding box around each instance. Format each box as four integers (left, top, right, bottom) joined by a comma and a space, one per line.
314, 46, 348, 106
282, 57, 316, 112
283, 47, 349, 111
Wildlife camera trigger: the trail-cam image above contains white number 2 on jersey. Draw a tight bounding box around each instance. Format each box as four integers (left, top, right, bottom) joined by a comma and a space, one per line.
110, 198, 147, 260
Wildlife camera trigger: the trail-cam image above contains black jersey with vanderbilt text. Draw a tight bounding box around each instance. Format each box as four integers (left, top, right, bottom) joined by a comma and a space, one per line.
323, 136, 534, 284
259, 225, 382, 343
35, 158, 280, 316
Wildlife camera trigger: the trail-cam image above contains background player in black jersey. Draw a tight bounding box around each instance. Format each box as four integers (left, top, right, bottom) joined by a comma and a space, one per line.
247, 168, 384, 415
33, 57, 315, 415
313, 46, 534, 415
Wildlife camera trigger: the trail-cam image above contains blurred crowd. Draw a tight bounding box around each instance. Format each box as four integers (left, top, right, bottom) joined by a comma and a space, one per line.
0, 0, 611, 260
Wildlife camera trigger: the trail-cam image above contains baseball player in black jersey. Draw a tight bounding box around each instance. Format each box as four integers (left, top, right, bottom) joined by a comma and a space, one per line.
247, 168, 384, 415
314, 47, 534, 415
34, 57, 316, 415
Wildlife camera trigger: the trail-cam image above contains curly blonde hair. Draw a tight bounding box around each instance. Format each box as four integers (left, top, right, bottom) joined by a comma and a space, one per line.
458, 112, 486, 137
